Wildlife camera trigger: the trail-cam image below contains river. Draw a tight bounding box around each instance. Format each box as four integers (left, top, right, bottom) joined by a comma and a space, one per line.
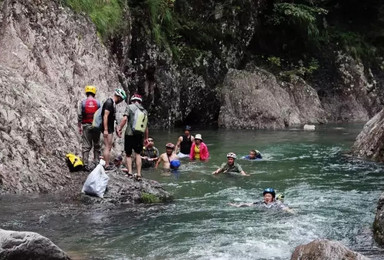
1, 124, 384, 259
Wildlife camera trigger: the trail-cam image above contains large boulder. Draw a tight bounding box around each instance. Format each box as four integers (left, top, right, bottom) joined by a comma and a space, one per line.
0, 229, 70, 260
78, 170, 173, 205
373, 192, 384, 245
218, 68, 327, 129
351, 109, 384, 162
0, 0, 126, 193
291, 239, 369, 260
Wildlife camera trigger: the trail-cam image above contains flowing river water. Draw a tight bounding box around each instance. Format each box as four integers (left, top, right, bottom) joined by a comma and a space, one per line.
2, 124, 384, 259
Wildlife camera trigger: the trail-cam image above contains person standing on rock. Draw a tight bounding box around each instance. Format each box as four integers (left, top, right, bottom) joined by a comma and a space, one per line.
117, 94, 149, 181
77, 85, 101, 171
101, 88, 127, 170
175, 125, 194, 158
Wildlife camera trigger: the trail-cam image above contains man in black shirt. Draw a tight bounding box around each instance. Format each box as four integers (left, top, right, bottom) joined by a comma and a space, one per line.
102, 88, 126, 170
175, 125, 194, 158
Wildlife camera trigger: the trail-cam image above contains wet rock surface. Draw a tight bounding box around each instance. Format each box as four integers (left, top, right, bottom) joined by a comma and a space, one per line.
373, 192, 384, 246
352, 109, 384, 162
0, 229, 70, 260
77, 169, 172, 206
218, 68, 327, 129
291, 239, 369, 260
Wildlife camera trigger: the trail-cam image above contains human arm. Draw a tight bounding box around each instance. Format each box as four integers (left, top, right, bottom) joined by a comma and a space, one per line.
155, 154, 163, 169
144, 127, 149, 145
175, 136, 183, 153
201, 143, 209, 161
240, 170, 250, 176
117, 115, 128, 138
228, 202, 254, 207
77, 100, 83, 134
189, 143, 195, 160
212, 166, 223, 175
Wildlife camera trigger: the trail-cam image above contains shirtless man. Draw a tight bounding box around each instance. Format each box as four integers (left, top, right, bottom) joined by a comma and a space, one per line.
155, 143, 180, 170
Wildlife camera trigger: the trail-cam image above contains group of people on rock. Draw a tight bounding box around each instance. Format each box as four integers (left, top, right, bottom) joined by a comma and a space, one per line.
77, 86, 292, 212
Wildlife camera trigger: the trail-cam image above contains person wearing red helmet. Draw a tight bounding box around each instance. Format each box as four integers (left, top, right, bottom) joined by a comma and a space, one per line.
117, 93, 148, 181
155, 143, 180, 170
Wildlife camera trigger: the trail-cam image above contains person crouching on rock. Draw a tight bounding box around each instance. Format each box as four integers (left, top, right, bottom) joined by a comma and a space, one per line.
189, 134, 209, 161
228, 188, 294, 213
213, 152, 249, 176
155, 143, 180, 171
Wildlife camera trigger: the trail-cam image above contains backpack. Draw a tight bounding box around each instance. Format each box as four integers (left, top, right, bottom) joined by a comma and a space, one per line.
81, 98, 100, 124
91, 107, 102, 130
132, 106, 148, 135
66, 153, 84, 172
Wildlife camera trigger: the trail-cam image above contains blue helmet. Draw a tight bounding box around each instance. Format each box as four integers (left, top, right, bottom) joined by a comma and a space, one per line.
263, 188, 276, 198
170, 160, 181, 169
184, 125, 192, 131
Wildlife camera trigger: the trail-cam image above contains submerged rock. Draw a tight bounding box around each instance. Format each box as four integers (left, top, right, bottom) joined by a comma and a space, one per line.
291, 239, 369, 260
373, 192, 384, 246
352, 109, 384, 162
218, 68, 327, 129
0, 229, 70, 260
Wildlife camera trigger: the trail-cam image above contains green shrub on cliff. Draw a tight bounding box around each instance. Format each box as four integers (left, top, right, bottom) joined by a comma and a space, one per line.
64, 0, 123, 40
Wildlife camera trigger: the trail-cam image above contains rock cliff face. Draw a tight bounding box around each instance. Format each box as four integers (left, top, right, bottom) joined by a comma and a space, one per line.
0, 0, 125, 192
351, 109, 384, 162
218, 68, 327, 129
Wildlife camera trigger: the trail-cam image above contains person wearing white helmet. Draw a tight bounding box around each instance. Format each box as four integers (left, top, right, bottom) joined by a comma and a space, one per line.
117, 93, 148, 181
102, 88, 127, 170
77, 85, 101, 170
213, 152, 249, 176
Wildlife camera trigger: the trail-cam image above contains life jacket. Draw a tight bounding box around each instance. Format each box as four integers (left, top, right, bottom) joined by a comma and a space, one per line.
66, 153, 84, 172
81, 97, 100, 124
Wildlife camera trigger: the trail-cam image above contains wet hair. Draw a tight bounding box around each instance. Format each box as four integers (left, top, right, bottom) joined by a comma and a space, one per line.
250, 149, 257, 155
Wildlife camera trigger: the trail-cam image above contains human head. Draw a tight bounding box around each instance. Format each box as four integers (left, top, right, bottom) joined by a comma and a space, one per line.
195, 134, 202, 144
130, 93, 142, 103
114, 88, 127, 104
85, 85, 96, 97
226, 152, 236, 165
147, 136, 154, 148
184, 125, 191, 135
165, 143, 175, 154
263, 188, 276, 204
113, 155, 123, 167
249, 149, 258, 159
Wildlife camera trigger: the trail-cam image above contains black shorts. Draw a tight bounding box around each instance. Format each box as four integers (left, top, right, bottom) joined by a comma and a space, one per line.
124, 135, 144, 155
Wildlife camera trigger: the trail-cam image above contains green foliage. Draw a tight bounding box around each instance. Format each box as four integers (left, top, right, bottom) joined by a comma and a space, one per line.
271, 3, 327, 40
141, 192, 161, 203
279, 58, 319, 82
64, 0, 123, 40
267, 56, 281, 68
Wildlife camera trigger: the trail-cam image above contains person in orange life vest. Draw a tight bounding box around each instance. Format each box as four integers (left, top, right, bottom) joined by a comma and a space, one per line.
77, 86, 101, 169
189, 134, 209, 161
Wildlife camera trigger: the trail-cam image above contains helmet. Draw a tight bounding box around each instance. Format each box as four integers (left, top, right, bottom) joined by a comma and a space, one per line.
115, 88, 127, 101
130, 93, 142, 102
263, 188, 276, 198
184, 125, 192, 131
165, 143, 175, 149
85, 85, 96, 95
170, 160, 181, 169
226, 152, 237, 159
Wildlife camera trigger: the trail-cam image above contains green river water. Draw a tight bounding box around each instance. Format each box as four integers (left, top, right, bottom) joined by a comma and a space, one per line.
1, 124, 384, 259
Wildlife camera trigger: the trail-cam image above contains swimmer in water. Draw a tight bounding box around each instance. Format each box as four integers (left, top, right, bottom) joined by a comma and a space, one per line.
213, 152, 249, 176
155, 143, 180, 171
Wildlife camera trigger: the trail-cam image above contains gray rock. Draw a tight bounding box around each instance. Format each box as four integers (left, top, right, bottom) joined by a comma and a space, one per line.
0, 229, 70, 260
218, 68, 327, 129
291, 239, 369, 260
351, 109, 384, 162
373, 192, 384, 245
79, 170, 172, 205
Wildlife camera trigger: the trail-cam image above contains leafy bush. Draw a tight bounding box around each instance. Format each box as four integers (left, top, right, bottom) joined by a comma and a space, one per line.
141, 192, 161, 203
64, 0, 123, 40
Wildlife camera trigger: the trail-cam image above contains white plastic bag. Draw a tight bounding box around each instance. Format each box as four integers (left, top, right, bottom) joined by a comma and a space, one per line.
81, 159, 109, 198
